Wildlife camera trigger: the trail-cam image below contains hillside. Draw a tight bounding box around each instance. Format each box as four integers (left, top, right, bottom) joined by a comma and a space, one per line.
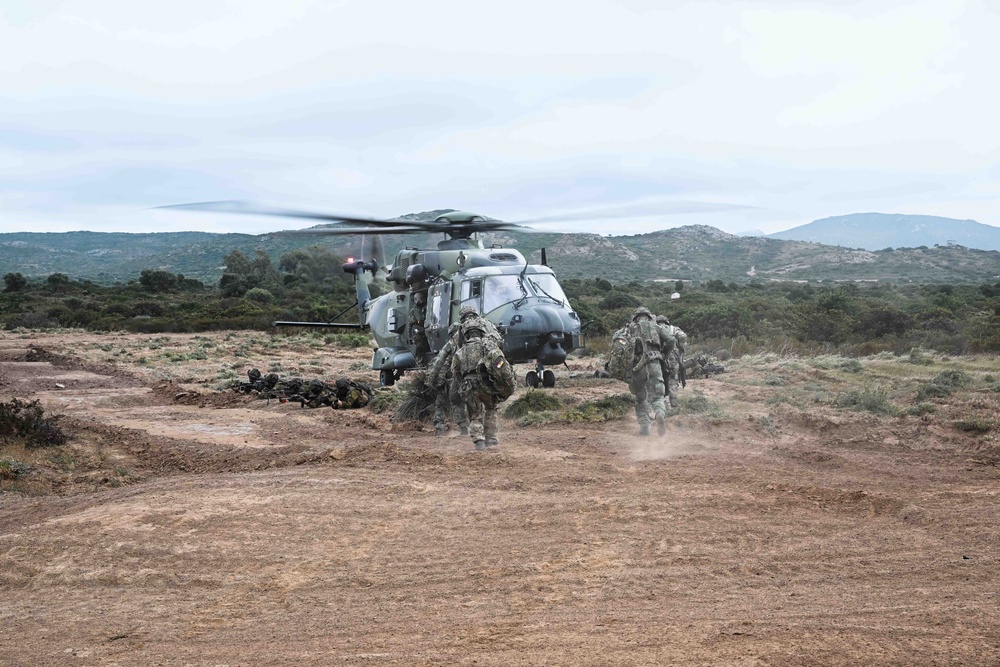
3, 221, 1000, 285
768, 213, 1000, 251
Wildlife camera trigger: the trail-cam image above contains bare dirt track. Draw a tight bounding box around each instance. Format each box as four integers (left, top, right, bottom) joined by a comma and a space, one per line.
2, 330, 999, 666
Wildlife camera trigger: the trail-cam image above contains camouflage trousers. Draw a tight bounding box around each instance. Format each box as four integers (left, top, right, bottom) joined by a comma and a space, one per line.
459, 377, 498, 444
433, 378, 469, 432
661, 357, 680, 408
630, 361, 666, 427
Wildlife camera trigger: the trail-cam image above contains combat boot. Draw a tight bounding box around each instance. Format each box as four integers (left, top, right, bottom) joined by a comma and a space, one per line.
460, 425, 469, 436
473, 440, 486, 452
485, 437, 499, 450
434, 423, 449, 437
656, 413, 667, 436
639, 423, 650, 436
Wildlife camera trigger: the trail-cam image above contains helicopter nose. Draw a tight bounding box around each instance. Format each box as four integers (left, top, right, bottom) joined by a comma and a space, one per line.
524, 305, 577, 365
537, 331, 567, 365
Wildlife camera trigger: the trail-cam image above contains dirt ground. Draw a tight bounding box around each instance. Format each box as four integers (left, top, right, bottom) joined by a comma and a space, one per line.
1, 329, 999, 666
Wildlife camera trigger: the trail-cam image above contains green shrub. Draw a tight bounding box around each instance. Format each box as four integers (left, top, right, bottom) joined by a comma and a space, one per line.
244, 288, 275, 304
954, 416, 995, 433
563, 393, 634, 423
905, 402, 936, 416
370, 389, 403, 415
681, 391, 710, 413
839, 359, 864, 373
915, 383, 952, 401
517, 411, 558, 427
504, 389, 561, 419
932, 370, 972, 388
833, 386, 897, 415
337, 333, 371, 349
0, 399, 68, 447
0, 458, 31, 480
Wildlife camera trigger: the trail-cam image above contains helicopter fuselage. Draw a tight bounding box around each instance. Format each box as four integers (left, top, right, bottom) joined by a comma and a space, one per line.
354, 240, 581, 384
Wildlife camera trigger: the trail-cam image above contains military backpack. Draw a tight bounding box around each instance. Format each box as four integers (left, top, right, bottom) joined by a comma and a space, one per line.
606, 327, 633, 382
480, 338, 516, 401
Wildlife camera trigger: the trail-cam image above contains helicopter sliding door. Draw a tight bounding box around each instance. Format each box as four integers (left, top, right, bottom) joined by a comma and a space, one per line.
425, 281, 452, 353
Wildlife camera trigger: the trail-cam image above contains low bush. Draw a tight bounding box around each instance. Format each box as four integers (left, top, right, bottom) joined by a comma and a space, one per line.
954, 416, 995, 433
563, 393, 634, 423
0, 399, 68, 447
504, 390, 561, 419
0, 458, 31, 480
833, 386, 897, 415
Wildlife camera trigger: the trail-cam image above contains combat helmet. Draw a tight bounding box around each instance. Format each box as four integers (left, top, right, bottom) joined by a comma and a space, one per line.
631, 306, 653, 322
459, 306, 479, 320
655, 315, 670, 325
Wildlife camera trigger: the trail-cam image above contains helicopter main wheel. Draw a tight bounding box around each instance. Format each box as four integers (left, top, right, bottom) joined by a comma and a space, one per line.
379, 369, 395, 387
542, 369, 556, 388
525, 370, 540, 388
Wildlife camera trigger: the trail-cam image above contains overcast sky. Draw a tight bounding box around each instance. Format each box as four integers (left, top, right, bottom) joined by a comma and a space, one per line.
1, 0, 998, 236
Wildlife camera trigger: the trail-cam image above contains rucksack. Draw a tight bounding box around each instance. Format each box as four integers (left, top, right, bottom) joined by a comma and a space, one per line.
451, 337, 516, 401
606, 327, 633, 382
480, 339, 516, 401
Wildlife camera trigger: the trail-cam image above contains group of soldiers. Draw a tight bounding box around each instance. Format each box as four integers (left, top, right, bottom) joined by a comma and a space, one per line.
236, 368, 373, 409
239, 301, 692, 447
614, 307, 689, 437
420, 304, 691, 447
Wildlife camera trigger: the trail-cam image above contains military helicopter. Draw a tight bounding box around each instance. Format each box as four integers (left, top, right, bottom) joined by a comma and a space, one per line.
162, 203, 582, 388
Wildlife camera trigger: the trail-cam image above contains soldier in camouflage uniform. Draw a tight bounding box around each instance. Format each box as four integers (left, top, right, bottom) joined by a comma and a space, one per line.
408, 290, 431, 364
627, 307, 675, 436
298, 379, 335, 408
331, 377, 373, 409
450, 307, 503, 452
655, 314, 687, 409
427, 322, 470, 436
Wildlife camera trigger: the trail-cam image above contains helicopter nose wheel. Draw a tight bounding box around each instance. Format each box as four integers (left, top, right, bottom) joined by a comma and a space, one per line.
379, 369, 396, 387
525, 368, 557, 389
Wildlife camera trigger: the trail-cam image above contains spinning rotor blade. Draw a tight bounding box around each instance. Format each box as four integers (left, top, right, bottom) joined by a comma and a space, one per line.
155, 200, 520, 235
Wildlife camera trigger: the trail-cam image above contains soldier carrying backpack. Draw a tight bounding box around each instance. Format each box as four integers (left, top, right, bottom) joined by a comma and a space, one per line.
625, 307, 675, 437
450, 307, 515, 452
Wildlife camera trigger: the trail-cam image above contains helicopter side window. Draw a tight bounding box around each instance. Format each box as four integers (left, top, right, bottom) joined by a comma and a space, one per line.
460, 279, 482, 311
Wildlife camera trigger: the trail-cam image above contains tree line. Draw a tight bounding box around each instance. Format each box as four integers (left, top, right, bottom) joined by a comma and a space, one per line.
3, 252, 1000, 354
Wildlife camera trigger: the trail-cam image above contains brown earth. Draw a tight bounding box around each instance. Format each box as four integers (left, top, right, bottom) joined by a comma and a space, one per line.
1, 330, 999, 666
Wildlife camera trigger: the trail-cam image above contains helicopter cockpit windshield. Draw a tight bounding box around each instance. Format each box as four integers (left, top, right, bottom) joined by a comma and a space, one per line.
481, 274, 568, 313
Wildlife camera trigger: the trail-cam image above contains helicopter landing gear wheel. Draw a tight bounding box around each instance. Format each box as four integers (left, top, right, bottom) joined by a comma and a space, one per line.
379, 369, 395, 387
542, 369, 556, 388
525, 370, 540, 388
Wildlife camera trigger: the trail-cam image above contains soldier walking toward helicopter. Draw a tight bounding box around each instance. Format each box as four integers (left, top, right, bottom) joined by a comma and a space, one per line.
655, 314, 687, 410
449, 307, 515, 452
626, 307, 675, 436
427, 322, 470, 436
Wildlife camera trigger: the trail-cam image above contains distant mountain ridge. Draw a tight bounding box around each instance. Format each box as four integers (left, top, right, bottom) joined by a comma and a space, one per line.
2, 215, 1000, 284
768, 213, 1000, 251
